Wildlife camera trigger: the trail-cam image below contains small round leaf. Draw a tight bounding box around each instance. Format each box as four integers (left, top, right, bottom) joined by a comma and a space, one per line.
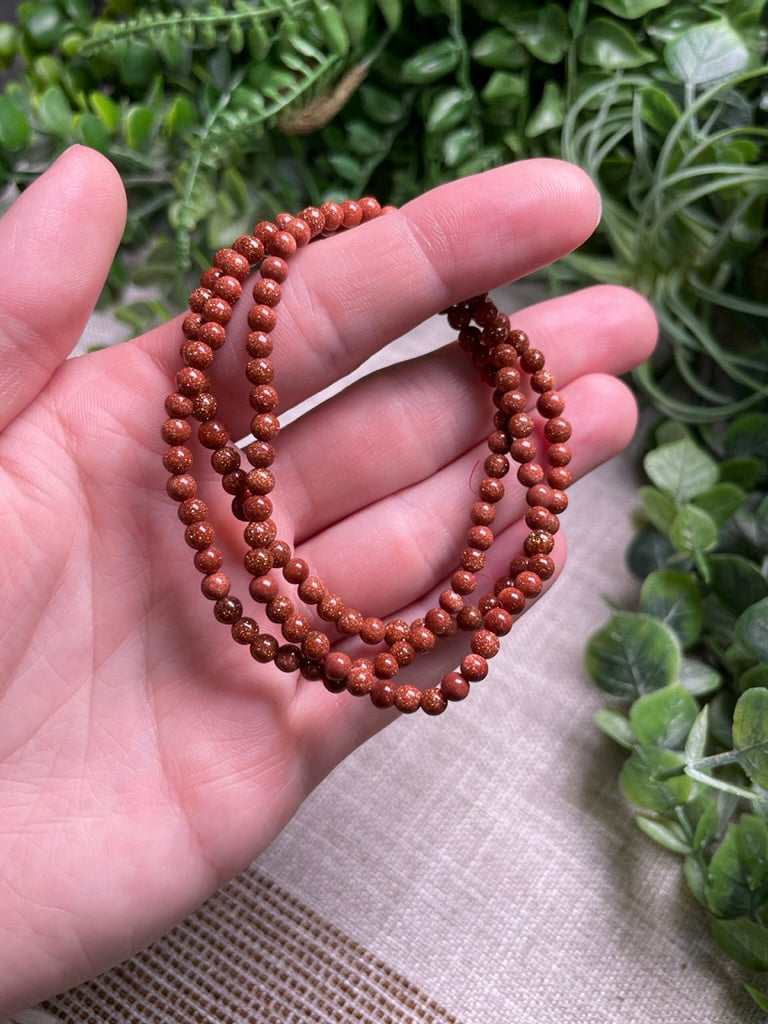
640, 570, 703, 648
735, 598, 768, 663
585, 611, 681, 700
620, 746, 692, 812
733, 688, 768, 787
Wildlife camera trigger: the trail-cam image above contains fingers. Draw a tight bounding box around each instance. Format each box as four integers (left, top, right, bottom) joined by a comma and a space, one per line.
0, 146, 126, 432
137, 159, 601, 438
276, 284, 656, 540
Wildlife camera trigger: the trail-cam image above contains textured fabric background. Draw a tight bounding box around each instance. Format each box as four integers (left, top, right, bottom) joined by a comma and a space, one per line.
8, 287, 763, 1023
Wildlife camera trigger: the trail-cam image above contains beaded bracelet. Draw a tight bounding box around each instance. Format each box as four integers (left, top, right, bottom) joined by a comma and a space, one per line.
162, 198, 572, 716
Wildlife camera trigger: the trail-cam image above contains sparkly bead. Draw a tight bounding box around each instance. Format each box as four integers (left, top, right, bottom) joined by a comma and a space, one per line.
518, 462, 544, 486
544, 417, 571, 443
274, 212, 296, 233
163, 445, 193, 473
520, 349, 545, 373
359, 196, 381, 220
231, 616, 259, 644
192, 392, 217, 421
298, 575, 326, 604
425, 607, 452, 635
185, 521, 214, 549
483, 454, 508, 478
526, 506, 560, 533
395, 684, 422, 714
337, 608, 364, 636
346, 663, 374, 696
201, 572, 230, 600
283, 557, 310, 584
222, 469, 247, 495
447, 304, 471, 330
384, 619, 409, 645
373, 652, 399, 678
250, 413, 280, 440
479, 478, 504, 503
320, 200, 343, 231
451, 569, 477, 595
421, 688, 447, 716
439, 589, 464, 614
181, 340, 214, 369
214, 247, 250, 280
298, 206, 325, 236
468, 525, 494, 550
529, 553, 555, 580
509, 555, 529, 576
283, 613, 311, 643
247, 304, 277, 332
245, 440, 275, 467
507, 328, 528, 353
490, 344, 518, 369
515, 571, 543, 597
300, 657, 324, 680
484, 607, 513, 635
487, 430, 510, 454
548, 466, 574, 490
494, 366, 520, 392
247, 331, 273, 358
471, 629, 500, 658
460, 654, 488, 682
537, 390, 565, 417
531, 368, 555, 393
165, 393, 194, 418
212, 275, 242, 305
289, 218, 311, 246
478, 593, 498, 614
548, 443, 572, 467
470, 501, 496, 526
497, 587, 526, 614
166, 474, 196, 501
275, 645, 302, 674
525, 530, 555, 555
266, 595, 294, 623
441, 673, 470, 702
252, 278, 281, 307
527, 483, 553, 507
409, 623, 436, 652
260, 256, 288, 282
189, 287, 212, 313
194, 546, 222, 573
458, 325, 482, 350
370, 679, 398, 708
199, 321, 227, 349
199, 267, 222, 289
178, 497, 208, 524
461, 548, 486, 572
318, 593, 345, 621
244, 548, 273, 576
202, 296, 232, 325
250, 634, 279, 663
341, 199, 363, 228
324, 651, 352, 681
182, 313, 204, 339
245, 468, 275, 494
214, 595, 242, 624
360, 616, 386, 644
243, 494, 273, 521
249, 575, 279, 602
390, 640, 415, 666
176, 367, 208, 396
232, 234, 265, 263
549, 490, 569, 514
198, 420, 230, 450
268, 230, 297, 259
457, 605, 483, 631
508, 413, 534, 438
471, 297, 497, 326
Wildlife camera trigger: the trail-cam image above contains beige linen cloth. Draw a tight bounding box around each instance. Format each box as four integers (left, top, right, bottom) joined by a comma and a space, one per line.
8, 287, 763, 1023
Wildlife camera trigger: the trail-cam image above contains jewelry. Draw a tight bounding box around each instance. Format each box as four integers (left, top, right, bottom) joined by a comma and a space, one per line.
162, 198, 572, 715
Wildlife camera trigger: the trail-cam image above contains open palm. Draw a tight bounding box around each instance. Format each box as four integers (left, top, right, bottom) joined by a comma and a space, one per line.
0, 147, 655, 1015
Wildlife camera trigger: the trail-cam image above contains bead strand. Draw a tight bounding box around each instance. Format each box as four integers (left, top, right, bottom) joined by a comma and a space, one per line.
162, 199, 571, 715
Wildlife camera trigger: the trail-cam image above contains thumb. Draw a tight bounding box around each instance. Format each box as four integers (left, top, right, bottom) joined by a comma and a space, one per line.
0, 145, 127, 432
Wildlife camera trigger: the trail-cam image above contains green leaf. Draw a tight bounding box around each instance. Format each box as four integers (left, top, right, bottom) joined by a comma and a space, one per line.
685, 706, 709, 762
481, 71, 526, 104
36, 84, 72, 136
125, 105, 154, 150
594, 708, 636, 748
736, 598, 768, 663
743, 984, 768, 1014
739, 665, 768, 693
630, 683, 699, 748
19, 1, 64, 49
400, 39, 459, 84
626, 525, 676, 579
640, 570, 703, 648
501, 5, 570, 64
693, 482, 746, 527
620, 746, 692, 812
711, 917, 768, 971
669, 505, 718, 554
724, 415, 768, 472
442, 125, 480, 167
706, 815, 768, 918
639, 85, 682, 137
75, 110, 111, 152
426, 87, 474, 134
578, 17, 655, 69
638, 486, 677, 535
376, 0, 402, 31
470, 27, 528, 69
732, 688, 768, 787
585, 611, 681, 700
665, 20, 750, 87
592, 0, 668, 16
718, 457, 761, 489
165, 94, 196, 138
707, 554, 768, 617
0, 94, 30, 150
525, 80, 564, 137
315, 1, 350, 56
359, 84, 407, 125
643, 438, 718, 504
635, 814, 691, 854
679, 659, 721, 698
89, 91, 120, 134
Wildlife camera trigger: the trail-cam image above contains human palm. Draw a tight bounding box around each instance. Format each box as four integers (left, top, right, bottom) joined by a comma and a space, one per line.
0, 147, 655, 1014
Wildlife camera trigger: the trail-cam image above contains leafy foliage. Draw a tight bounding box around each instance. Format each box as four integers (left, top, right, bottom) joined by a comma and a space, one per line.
587, 417, 768, 1008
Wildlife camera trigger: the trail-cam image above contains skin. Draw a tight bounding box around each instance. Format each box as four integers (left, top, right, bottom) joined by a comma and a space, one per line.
0, 146, 656, 1015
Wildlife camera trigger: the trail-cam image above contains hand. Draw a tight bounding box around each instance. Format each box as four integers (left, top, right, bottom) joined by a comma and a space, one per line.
0, 146, 655, 1014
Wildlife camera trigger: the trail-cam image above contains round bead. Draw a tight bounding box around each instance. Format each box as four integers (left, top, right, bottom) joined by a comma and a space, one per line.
214, 595, 242, 624
269, 541, 289, 571
283, 557, 310, 584
231, 616, 259, 644
395, 684, 422, 714
324, 651, 352, 681
370, 679, 398, 709
250, 634, 280, 663
421, 688, 447, 716
441, 673, 470, 702
460, 654, 488, 682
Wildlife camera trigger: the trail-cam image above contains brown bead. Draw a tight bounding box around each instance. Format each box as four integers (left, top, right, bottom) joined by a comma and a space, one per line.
510, 438, 536, 464
250, 634, 279, 663
324, 651, 352, 681
320, 200, 343, 231
484, 607, 513, 635
268, 230, 297, 259
518, 461, 544, 486
283, 557, 310, 584
282, 613, 311, 643
246, 331, 273, 358
176, 367, 208, 396
526, 506, 560, 533
275, 645, 302, 673
360, 616, 386, 644
298, 575, 326, 604
180, 339, 214, 369
549, 489, 569, 514
509, 555, 529, 577
370, 679, 398, 708
515, 571, 543, 597
425, 607, 452, 635
439, 589, 464, 614
298, 206, 325, 236
484, 453, 509, 479
395, 684, 422, 714
247, 304, 278, 332
390, 640, 415, 666
166, 473, 197, 501
525, 530, 555, 556
244, 547, 273, 576
165, 392, 194, 418
384, 619, 409, 645
494, 366, 521, 392
544, 417, 571, 443
548, 466, 574, 490
421, 687, 447, 716
267, 595, 294, 623
359, 196, 381, 220
460, 654, 488, 682
245, 468, 274, 494
201, 296, 232, 325
199, 267, 222, 289
214, 247, 250, 280
199, 321, 227, 349
441, 672, 470, 702
531, 368, 555, 393
260, 256, 288, 282
243, 495, 272, 521
508, 412, 534, 438
527, 483, 553, 507
212, 275, 242, 305
302, 630, 330, 660
479, 478, 504, 503
529, 553, 555, 580
201, 572, 230, 600
337, 608, 364, 636
341, 199, 363, 227
478, 593, 498, 614
194, 546, 222, 573
245, 520, 277, 551
246, 358, 274, 385
409, 623, 436, 652
163, 445, 193, 474
468, 525, 494, 550
274, 212, 296, 233
214, 595, 242, 624
373, 651, 399, 679
249, 575, 279, 602
346, 663, 374, 696
497, 586, 526, 614
184, 521, 215, 550
222, 469, 247, 495
490, 343, 518, 369
487, 430, 510, 454
189, 287, 213, 313
498, 389, 527, 416
198, 420, 230, 450
447, 304, 471, 330
211, 448, 240, 477
178, 497, 208, 524
233, 234, 265, 263
548, 443, 572, 467
471, 629, 500, 659
537, 390, 565, 417
192, 392, 217, 421
182, 313, 204, 340
457, 605, 483, 631
232, 616, 259, 644
249, 385, 279, 413
520, 347, 545, 373
470, 501, 496, 526
300, 657, 324, 680
251, 413, 280, 441
318, 593, 345, 621
460, 548, 486, 572
245, 440, 275, 467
